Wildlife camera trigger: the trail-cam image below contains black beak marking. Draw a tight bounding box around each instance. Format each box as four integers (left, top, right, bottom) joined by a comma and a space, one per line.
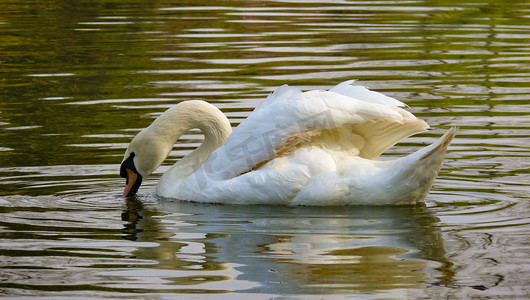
120, 153, 143, 197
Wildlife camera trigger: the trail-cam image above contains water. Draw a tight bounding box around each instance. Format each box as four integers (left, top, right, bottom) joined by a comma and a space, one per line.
1, 0, 529, 298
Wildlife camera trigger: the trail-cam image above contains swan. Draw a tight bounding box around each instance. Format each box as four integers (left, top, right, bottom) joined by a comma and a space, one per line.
120, 80, 456, 205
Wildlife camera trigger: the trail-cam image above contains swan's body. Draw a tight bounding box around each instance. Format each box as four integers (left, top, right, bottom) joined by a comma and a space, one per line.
121, 80, 456, 205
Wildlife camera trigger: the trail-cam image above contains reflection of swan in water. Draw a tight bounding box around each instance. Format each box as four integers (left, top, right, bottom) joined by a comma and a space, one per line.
121, 80, 456, 205
123, 199, 454, 295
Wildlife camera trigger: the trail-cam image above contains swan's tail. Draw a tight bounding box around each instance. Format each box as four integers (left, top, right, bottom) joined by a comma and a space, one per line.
388, 127, 457, 204
417, 126, 457, 162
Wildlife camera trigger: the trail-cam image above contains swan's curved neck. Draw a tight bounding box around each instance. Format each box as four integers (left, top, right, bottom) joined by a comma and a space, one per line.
141, 101, 231, 193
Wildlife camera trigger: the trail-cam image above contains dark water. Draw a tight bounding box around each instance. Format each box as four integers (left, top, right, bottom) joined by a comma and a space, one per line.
1, 0, 529, 298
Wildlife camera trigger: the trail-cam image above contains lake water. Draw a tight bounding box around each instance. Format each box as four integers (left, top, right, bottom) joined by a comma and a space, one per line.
1, 0, 529, 298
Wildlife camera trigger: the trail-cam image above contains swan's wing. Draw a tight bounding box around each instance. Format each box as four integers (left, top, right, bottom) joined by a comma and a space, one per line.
330, 80, 407, 108
255, 84, 303, 110
326, 80, 428, 159
201, 81, 428, 180
352, 109, 428, 159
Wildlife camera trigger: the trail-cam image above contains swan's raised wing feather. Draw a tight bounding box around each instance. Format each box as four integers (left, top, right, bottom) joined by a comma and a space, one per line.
255, 84, 302, 110
353, 110, 428, 159
330, 80, 428, 159
330, 80, 406, 107
197, 81, 427, 180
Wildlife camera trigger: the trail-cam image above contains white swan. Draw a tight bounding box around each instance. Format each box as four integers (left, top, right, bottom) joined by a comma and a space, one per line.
120, 80, 456, 205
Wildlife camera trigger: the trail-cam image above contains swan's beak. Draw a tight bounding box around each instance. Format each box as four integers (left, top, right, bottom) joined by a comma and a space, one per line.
120, 153, 143, 197
123, 168, 142, 197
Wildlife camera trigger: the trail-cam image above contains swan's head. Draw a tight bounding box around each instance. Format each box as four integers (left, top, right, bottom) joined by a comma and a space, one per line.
120, 129, 172, 197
